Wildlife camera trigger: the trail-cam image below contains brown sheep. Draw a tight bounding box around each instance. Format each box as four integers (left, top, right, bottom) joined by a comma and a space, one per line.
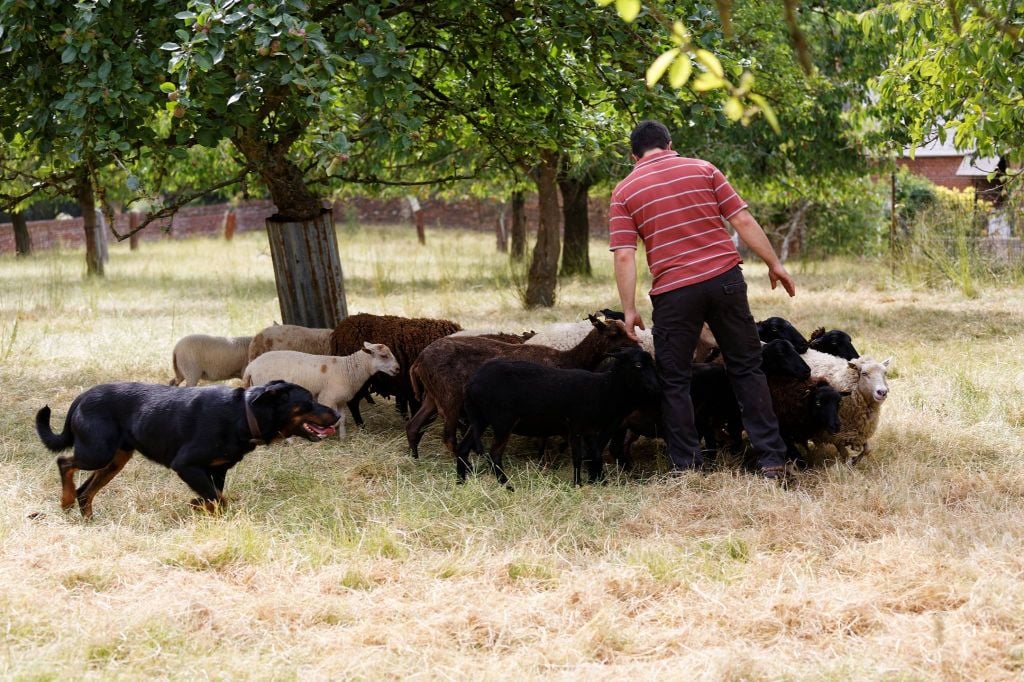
405, 316, 639, 459
329, 313, 462, 426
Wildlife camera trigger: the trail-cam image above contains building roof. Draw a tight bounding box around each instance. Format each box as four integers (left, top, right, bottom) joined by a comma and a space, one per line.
955, 155, 1001, 177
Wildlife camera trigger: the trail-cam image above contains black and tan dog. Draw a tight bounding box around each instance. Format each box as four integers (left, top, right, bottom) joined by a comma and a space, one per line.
35, 380, 341, 517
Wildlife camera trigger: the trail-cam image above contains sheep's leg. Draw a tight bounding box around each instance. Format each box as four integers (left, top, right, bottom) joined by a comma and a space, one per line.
454, 428, 475, 483
488, 431, 513, 490
607, 428, 627, 470
849, 442, 869, 466
405, 396, 438, 459
346, 396, 365, 429
569, 433, 584, 487
622, 429, 641, 469
586, 433, 606, 484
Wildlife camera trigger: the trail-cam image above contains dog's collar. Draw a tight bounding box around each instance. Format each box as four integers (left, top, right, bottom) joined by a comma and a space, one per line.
244, 401, 265, 445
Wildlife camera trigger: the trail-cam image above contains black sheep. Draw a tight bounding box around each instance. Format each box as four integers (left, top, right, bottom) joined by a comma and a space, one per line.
767, 376, 849, 468
456, 346, 660, 487
756, 316, 810, 354
808, 327, 860, 360
761, 339, 811, 380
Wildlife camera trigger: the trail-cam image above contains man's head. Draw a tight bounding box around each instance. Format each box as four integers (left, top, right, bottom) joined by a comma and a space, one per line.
630, 120, 672, 159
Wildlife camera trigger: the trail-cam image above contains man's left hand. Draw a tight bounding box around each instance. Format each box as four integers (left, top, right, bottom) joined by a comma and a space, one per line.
769, 264, 797, 297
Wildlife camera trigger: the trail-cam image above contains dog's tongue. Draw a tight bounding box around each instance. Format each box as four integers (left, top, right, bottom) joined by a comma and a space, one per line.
308, 424, 336, 437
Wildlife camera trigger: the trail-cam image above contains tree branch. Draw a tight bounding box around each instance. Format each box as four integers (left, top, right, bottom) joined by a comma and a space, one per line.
112, 168, 251, 241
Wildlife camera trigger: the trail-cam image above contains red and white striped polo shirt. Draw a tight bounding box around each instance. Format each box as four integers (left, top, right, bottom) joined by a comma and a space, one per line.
609, 150, 745, 296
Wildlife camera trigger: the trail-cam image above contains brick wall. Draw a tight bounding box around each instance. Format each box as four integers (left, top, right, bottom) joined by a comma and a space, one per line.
0, 195, 612, 255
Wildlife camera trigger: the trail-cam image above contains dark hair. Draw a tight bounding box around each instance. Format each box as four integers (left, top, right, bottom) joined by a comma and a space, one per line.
630, 120, 671, 157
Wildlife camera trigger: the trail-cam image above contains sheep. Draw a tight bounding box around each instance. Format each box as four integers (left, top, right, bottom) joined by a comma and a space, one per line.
812, 356, 892, 464
242, 343, 400, 437
406, 315, 639, 458
609, 340, 808, 468
525, 315, 716, 361
767, 376, 849, 468
456, 346, 661, 487
808, 327, 860, 360
168, 334, 253, 387
329, 313, 462, 426
248, 324, 332, 362
760, 338, 810, 380
452, 329, 536, 343
756, 316, 811, 354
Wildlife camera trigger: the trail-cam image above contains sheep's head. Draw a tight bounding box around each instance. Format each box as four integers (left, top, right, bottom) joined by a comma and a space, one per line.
362, 342, 401, 376
756, 316, 809, 353
807, 380, 849, 434
848, 356, 892, 402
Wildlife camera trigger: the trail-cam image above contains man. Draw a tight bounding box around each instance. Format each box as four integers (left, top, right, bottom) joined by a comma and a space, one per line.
610, 120, 796, 478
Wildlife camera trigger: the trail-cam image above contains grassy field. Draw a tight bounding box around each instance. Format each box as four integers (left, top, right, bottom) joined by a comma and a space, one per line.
2, 224, 1023, 680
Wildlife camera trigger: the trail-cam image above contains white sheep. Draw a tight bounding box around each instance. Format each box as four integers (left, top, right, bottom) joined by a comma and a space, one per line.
169, 334, 253, 387
248, 324, 332, 362
242, 343, 400, 437
812, 355, 893, 463
525, 320, 657, 356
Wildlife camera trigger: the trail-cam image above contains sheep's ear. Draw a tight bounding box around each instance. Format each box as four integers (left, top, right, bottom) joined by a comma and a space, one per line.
847, 360, 859, 370
881, 356, 893, 368
363, 341, 374, 350
840, 390, 852, 397
810, 327, 825, 341
588, 314, 604, 328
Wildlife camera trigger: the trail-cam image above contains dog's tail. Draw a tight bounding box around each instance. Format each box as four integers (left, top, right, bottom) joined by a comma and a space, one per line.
35, 405, 74, 452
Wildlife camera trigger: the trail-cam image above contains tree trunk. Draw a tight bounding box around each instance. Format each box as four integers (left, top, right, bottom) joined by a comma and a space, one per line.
129, 212, 140, 250
779, 199, 810, 263
12, 212, 31, 256
233, 131, 347, 326
510, 190, 526, 260
558, 176, 592, 277
525, 151, 562, 307
76, 168, 103, 277
495, 200, 508, 253
224, 209, 237, 241
415, 209, 426, 245
266, 210, 347, 328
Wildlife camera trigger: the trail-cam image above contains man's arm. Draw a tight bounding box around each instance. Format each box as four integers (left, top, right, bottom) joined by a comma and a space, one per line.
613, 248, 645, 341
728, 208, 797, 297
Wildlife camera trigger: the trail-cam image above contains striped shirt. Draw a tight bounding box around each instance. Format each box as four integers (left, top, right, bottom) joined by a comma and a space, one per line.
609, 150, 745, 296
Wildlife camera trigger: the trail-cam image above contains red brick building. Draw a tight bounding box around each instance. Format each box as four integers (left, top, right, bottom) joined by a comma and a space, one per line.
896, 138, 1003, 199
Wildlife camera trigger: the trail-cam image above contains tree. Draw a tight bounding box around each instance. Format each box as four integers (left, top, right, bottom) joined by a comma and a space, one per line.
854, 0, 1022, 170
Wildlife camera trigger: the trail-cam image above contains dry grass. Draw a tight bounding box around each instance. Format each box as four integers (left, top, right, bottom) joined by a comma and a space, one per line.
2, 224, 1023, 680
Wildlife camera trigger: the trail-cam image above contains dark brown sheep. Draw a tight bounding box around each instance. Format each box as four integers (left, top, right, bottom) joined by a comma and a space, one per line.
329, 313, 461, 425
405, 316, 638, 458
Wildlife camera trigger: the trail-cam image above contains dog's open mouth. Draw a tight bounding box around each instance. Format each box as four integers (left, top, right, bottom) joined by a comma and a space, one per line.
303, 423, 336, 439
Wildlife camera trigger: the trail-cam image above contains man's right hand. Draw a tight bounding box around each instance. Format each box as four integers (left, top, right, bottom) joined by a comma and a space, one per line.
624, 310, 646, 342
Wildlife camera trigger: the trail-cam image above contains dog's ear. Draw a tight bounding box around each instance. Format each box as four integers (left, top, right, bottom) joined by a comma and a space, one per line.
250, 380, 295, 404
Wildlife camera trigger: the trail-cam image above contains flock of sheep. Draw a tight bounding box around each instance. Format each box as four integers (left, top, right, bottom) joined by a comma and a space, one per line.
170, 311, 893, 484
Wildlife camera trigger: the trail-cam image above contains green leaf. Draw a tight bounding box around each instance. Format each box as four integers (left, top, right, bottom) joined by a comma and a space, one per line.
695, 49, 724, 78
668, 54, 692, 88
723, 97, 743, 121
159, 81, 177, 93
691, 71, 726, 91
646, 48, 679, 87
595, 0, 615, 6
159, 42, 180, 51
98, 61, 111, 81
615, 0, 641, 22
61, 45, 77, 63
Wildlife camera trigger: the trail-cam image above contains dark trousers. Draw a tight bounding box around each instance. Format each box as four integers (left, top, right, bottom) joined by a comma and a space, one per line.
651, 265, 786, 470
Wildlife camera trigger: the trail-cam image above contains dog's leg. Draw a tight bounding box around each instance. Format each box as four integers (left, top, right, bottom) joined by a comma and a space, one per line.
171, 456, 223, 511
75, 449, 133, 519
57, 456, 79, 510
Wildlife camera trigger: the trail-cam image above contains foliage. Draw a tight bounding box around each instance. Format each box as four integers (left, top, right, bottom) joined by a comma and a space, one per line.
853, 0, 1024, 167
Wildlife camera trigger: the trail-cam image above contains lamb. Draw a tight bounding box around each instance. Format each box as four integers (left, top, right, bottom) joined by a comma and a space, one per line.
168, 334, 253, 387
812, 356, 892, 464
767, 376, 848, 468
808, 327, 859, 360
406, 316, 638, 458
456, 346, 661, 487
242, 343, 400, 437
248, 324, 332, 362
329, 313, 462, 426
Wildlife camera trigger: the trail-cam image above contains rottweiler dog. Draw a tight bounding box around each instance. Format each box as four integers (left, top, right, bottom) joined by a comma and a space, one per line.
35, 380, 341, 517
